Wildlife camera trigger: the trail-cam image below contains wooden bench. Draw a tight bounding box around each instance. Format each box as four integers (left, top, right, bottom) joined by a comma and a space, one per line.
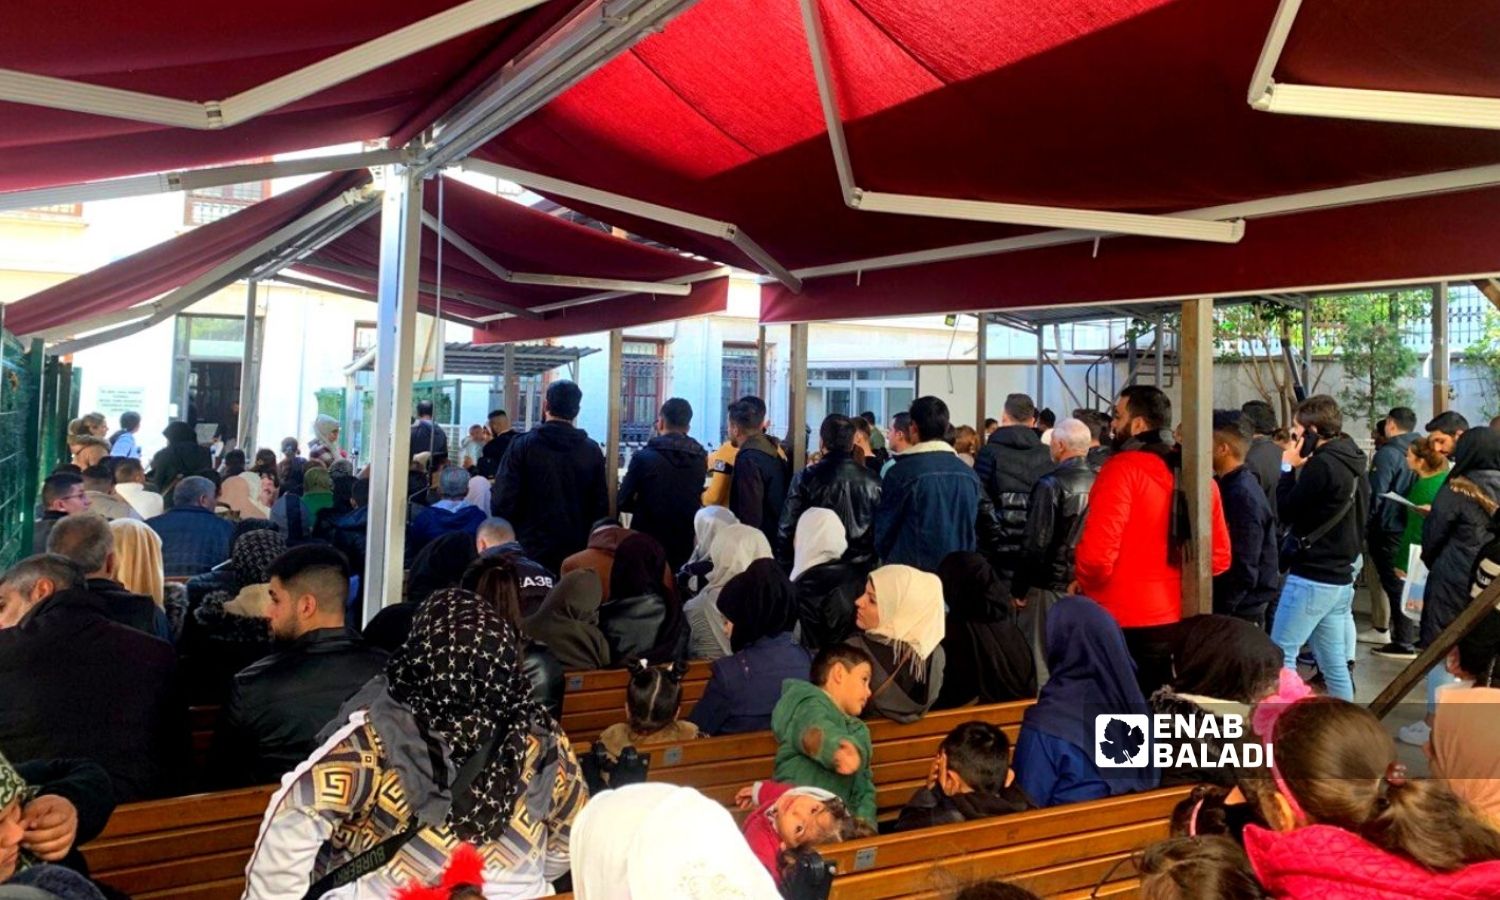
617, 700, 1033, 820
84, 785, 277, 900
816, 785, 1195, 899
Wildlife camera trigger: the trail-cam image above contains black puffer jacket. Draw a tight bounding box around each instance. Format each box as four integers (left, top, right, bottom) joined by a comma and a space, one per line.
793, 560, 866, 651
973, 425, 1054, 570
1010, 457, 1096, 598
774, 452, 882, 570
493, 420, 609, 574
618, 432, 707, 570
1421, 470, 1500, 646
210, 627, 388, 787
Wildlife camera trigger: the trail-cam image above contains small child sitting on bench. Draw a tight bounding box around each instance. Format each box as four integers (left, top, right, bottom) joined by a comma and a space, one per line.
769, 644, 877, 824
595, 659, 699, 762
894, 721, 1033, 832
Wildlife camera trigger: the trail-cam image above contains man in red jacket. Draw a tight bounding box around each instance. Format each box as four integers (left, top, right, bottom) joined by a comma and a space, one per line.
1073, 385, 1231, 695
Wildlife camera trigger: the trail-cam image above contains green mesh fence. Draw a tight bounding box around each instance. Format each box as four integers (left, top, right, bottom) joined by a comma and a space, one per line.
0, 331, 41, 570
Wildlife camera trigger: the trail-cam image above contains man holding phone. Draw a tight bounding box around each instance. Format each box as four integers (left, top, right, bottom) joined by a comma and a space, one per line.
1273, 395, 1369, 700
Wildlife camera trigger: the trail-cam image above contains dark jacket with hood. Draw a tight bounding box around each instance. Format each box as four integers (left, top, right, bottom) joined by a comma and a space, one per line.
0, 589, 188, 802
477, 429, 518, 478
729, 432, 790, 544
211, 627, 388, 787
1277, 435, 1369, 586
1245, 436, 1284, 519
617, 432, 707, 570
146, 422, 212, 501
480, 541, 556, 618
774, 451, 882, 571
1369, 430, 1418, 533
974, 425, 1055, 569
1010, 456, 1096, 598
492, 419, 609, 574
1212, 466, 1280, 622
894, 783, 1033, 832
85, 576, 170, 642
1421, 467, 1500, 645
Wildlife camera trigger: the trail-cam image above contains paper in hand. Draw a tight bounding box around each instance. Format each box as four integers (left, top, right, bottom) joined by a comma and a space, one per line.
1381, 491, 1421, 511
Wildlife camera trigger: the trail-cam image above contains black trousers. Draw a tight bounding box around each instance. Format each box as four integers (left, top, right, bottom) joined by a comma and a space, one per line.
1123, 623, 1178, 698
1367, 525, 1416, 647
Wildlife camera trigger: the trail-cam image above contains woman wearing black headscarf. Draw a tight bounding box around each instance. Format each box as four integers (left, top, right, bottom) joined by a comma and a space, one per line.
1151, 615, 1283, 787
364, 532, 478, 653
688, 559, 812, 735
243, 588, 587, 897
1422, 428, 1500, 651
179, 528, 284, 703
933, 553, 1037, 709
599, 532, 684, 664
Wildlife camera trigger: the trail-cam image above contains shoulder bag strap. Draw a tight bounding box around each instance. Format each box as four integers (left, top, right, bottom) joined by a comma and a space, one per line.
1299, 488, 1358, 549
300, 731, 498, 900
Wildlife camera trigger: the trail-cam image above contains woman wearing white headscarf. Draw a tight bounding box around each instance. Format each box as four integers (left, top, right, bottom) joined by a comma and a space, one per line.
791, 508, 866, 651
676, 506, 737, 600
570, 783, 780, 900
306, 414, 347, 465
845, 565, 947, 723
465, 475, 492, 513
684, 524, 771, 660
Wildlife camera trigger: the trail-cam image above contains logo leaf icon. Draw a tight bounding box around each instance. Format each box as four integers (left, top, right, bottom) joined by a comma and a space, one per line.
1099, 717, 1145, 764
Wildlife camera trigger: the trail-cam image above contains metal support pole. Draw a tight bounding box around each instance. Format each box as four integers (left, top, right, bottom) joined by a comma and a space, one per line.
502, 344, 519, 419
363, 166, 424, 625
236, 280, 258, 453
1300, 297, 1313, 394
606, 329, 623, 516
757, 325, 768, 400
975, 315, 988, 429
1433, 282, 1451, 415
789, 323, 809, 471
1180, 298, 1215, 616
1035, 328, 1045, 407
1154, 317, 1166, 388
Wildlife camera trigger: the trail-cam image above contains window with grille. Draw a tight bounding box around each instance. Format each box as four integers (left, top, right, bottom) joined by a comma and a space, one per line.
622, 340, 666, 444
185, 178, 270, 225
720, 344, 761, 441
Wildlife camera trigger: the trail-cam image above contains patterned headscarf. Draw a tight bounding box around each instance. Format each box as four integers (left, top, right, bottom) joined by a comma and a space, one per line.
230, 529, 287, 586
0, 750, 36, 874
385, 588, 558, 843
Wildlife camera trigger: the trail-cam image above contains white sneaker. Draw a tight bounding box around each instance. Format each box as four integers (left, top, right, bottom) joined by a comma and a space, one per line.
1397, 720, 1431, 746
1357, 627, 1390, 645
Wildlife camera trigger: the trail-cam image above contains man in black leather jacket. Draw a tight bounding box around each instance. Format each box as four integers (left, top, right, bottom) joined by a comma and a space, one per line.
210, 545, 387, 788
974, 393, 1054, 580
618, 398, 708, 570
775, 414, 882, 570
1011, 419, 1097, 672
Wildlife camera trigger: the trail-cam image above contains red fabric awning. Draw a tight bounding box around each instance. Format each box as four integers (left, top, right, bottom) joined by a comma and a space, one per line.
3, 171, 369, 337
761, 185, 1500, 322
294, 177, 726, 337
0, 0, 581, 192
477, 0, 1500, 280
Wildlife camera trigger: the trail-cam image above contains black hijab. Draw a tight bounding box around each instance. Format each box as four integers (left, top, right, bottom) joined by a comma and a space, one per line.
1451, 427, 1500, 481
407, 532, 479, 604
718, 558, 797, 653
1169, 615, 1283, 703
933, 552, 1036, 706
610, 532, 685, 664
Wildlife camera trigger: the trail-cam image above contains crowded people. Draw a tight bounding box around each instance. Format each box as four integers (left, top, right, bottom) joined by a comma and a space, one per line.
617, 398, 707, 570
775, 413, 881, 571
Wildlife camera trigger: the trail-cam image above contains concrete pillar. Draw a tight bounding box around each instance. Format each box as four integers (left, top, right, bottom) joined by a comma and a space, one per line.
363, 166, 424, 625
606, 329, 623, 515
502, 344, 519, 419
1180, 297, 1215, 616
236, 279, 259, 452
975, 315, 988, 429
1433, 282, 1450, 415
789, 323, 809, 470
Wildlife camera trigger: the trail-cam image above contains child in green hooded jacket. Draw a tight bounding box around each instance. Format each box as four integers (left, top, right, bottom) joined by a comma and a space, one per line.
770, 644, 877, 824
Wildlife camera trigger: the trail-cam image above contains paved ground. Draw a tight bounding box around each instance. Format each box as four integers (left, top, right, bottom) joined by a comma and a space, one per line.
1347, 587, 1431, 775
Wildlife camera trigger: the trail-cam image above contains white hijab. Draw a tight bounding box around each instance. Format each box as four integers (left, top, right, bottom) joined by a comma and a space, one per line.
688, 506, 738, 565
791, 508, 848, 581
866, 565, 946, 677
571, 783, 780, 900
685, 524, 771, 658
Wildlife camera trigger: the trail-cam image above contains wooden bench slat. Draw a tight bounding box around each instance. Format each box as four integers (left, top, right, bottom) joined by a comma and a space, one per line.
95, 786, 275, 839
135, 876, 255, 900
562, 660, 713, 694
88, 820, 263, 874
896, 853, 1139, 900
97, 847, 254, 896
561, 676, 709, 714
828, 820, 1169, 899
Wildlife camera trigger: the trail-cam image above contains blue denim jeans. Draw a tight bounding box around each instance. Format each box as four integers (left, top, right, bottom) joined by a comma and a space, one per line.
1272, 574, 1355, 700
